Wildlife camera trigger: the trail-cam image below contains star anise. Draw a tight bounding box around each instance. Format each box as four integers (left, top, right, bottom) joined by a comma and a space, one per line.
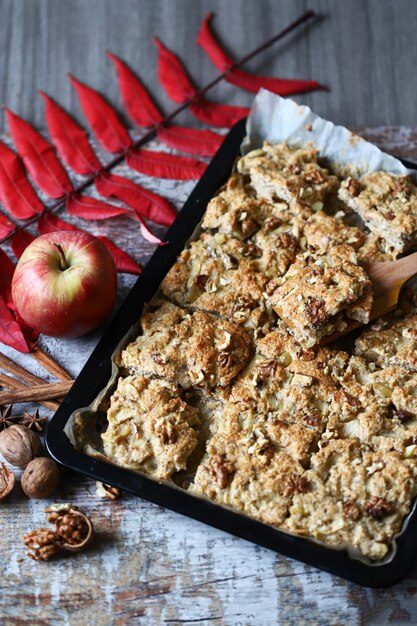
0, 405, 18, 432
19, 409, 47, 432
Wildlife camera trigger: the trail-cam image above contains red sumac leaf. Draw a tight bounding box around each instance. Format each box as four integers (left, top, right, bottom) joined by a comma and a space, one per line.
126, 148, 206, 180
157, 124, 223, 157
96, 236, 142, 274
66, 194, 131, 220
69, 75, 132, 154
0, 141, 44, 218
154, 37, 249, 127
37, 212, 79, 235
154, 37, 196, 103
5, 109, 73, 198
107, 51, 163, 128
190, 99, 249, 128
0, 213, 14, 240
0, 248, 15, 307
11, 230, 35, 259
198, 13, 325, 96
197, 12, 231, 71
40, 91, 102, 176
96, 172, 176, 226
0, 294, 31, 353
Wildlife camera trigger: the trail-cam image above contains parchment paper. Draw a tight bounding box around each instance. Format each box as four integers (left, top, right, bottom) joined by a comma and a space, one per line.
241, 89, 415, 180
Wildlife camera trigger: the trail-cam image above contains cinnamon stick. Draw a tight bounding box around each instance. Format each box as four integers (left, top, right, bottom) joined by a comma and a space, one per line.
0, 372, 60, 411
0, 352, 52, 387
0, 381, 73, 405
31, 348, 72, 381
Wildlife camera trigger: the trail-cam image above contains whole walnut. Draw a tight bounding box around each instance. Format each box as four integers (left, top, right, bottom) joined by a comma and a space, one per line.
21, 457, 60, 498
0, 425, 42, 468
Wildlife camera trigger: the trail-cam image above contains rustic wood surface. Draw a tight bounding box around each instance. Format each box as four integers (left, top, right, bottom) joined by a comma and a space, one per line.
2, 1, 417, 625
0, 127, 416, 626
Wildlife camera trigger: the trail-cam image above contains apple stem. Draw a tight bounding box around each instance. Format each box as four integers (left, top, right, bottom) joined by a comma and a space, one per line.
54, 243, 69, 271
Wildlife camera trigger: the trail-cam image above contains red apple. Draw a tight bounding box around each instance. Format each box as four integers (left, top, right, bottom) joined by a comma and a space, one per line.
12, 231, 117, 338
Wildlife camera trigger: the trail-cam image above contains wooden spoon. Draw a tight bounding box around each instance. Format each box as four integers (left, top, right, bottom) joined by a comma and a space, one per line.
323, 250, 417, 343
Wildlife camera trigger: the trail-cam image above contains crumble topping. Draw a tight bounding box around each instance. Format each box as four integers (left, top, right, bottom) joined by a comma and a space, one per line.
99, 141, 417, 562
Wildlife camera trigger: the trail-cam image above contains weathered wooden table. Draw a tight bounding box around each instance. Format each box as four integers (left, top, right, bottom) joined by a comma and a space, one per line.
0, 127, 417, 626
2, 1, 417, 624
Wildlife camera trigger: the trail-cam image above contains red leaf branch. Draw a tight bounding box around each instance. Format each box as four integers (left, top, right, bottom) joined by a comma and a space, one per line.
69, 75, 133, 153
96, 172, 176, 227
6, 109, 73, 198
41, 91, 102, 175
154, 37, 249, 127
107, 51, 164, 128
0, 141, 44, 219
197, 13, 325, 96
156, 125, 223, 156
126, 148, 206, 180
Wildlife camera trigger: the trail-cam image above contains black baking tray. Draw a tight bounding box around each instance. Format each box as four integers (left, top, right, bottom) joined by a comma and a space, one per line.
46, 119, 417, 587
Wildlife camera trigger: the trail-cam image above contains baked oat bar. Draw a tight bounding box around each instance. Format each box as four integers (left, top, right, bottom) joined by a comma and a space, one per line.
102, 376, 199, 480
161, 234, 277, 337
284, 439, 417, 560
238, 142, 339, 210
266, 245, 372, 347
191, 432, 307, 526
355, 312, 417, 372
117, 302, 252, 388
339, 172, 417, 253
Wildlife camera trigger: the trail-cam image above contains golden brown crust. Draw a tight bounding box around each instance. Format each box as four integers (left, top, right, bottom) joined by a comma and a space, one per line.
102, 376, 199, 480
101, 142, 417, 562
339, 172, 417, 253
118, 302, 253, 389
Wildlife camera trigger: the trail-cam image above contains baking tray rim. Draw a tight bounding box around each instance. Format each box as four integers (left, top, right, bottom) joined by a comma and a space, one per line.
45, 119, 417, 588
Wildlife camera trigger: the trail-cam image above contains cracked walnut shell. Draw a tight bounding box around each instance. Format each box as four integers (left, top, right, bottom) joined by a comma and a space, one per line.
45, 505, 94, 551
0, 424, 43, 468
0, 463, 15, 501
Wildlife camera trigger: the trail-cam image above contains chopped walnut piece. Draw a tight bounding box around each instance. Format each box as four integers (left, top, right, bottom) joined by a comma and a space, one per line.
343, 501, 362, 521
364, 496, 394, 520
281, 473, 309, 497
303, 414, 320, 427
304, 169, 325, 184
96, 482, 121, 500
305, 298, 327, 324
257, 360, 277, 378
393, 409, 414, 423
345, 177, 361, 197
23, 528, 60, 561
218, 351, 233, 368
195, 274, 209, 290
154, 419, 177, 445
208, 454, 234, 488
243, 242, 262, 258
344, 392, 361, 407
263, 216, 282, 233
275, 232, 297, 250
151, 353, 165, 365
240, 216, 259, 238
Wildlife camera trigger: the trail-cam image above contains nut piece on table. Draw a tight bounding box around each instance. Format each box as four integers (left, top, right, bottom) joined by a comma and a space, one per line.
0, 424, 43, 468
0, 463, 15, 501
45, 504, 94, 552
23, 528, 60, 561
96, 481, 121, 500
21, 457, 60, 498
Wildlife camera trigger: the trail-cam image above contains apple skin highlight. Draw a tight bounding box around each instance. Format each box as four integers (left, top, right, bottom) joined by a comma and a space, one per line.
11, 231, 117, 338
